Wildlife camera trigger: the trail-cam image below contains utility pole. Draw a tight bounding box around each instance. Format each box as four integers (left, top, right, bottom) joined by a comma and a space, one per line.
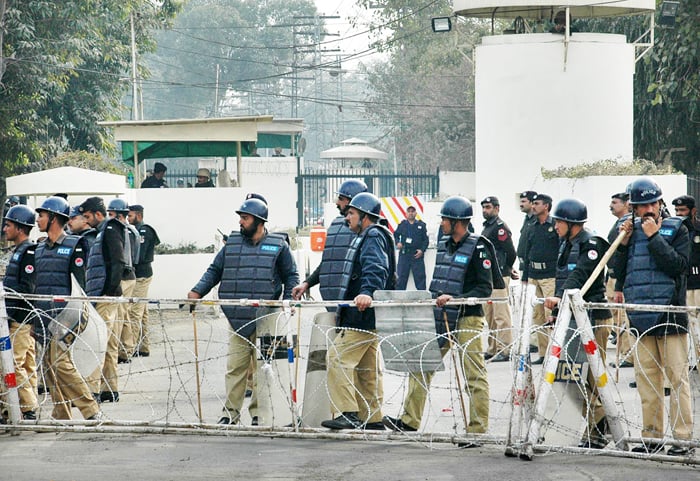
130, 11, 139, 121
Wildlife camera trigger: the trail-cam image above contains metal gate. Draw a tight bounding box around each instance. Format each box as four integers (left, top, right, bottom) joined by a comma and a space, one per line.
296, 168, 440, 227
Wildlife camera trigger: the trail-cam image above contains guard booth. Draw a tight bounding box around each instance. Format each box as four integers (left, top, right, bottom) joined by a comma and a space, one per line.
450, 0, 656, 238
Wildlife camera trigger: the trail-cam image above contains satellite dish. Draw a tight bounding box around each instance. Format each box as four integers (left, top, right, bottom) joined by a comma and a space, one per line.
297, 137, 307, 155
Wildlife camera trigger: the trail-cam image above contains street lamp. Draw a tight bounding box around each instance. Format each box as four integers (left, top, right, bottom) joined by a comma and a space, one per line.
431, 17, 452, 33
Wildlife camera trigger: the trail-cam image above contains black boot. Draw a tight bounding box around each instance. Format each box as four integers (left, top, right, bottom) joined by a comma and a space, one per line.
321, 412, 362, 430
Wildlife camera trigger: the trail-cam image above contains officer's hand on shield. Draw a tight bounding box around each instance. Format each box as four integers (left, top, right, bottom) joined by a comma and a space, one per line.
291, 282, 308, 300
354, 294, 373, 311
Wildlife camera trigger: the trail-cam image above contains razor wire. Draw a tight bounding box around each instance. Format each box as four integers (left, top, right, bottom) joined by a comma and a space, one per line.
0, 287, 699, 464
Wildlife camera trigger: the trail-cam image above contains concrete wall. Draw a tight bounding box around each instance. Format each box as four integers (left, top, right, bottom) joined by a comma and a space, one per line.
474, 33, 635, 241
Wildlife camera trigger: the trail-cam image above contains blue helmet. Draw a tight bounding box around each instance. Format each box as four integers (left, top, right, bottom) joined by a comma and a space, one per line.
552, 198, 587, 223
4, 205, 35, 227
348, 192, 381, 217
628, 177, 663, 205
440, 196, 473, 220
336, 179, 368, 200
236, 198, 268, 222
36, 196, 70, 218
107, 198, 129, 214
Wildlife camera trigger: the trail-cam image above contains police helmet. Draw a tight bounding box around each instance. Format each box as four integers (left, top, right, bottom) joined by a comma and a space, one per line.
440, 196, 473, 220
336, 179, 368, 200
236, 198, 268, 222
4, 205, 36, 227
36, 196, 70, 218
348, 192, 382, 217
69, 205, 83, 218
9, 195, 20, 205
552, 198, 587, 223
107, 198, 129, 214
628, 177, 662, 205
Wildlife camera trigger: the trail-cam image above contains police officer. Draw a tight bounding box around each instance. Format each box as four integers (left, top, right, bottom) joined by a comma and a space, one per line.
126, 205, 160, 357
671, 195, 700, 371
33, 196, 102, 420
383, 196, 497, 445
140, 162, 168, 188
195, 168, 215, 188
321, 193, 395, 430
543, 198, 612, 449
2, 205, 38, 419
106, 199, 139, 364
393, 205, 429, 290
67, 206, 97, 250
522, 193, 559, 363
292, 179, 367, 303
480, 196, 516, 362
606, 193, 634, 368
612, 177, 693, 455
79, 196, 130, 403
516, 191, 537, 273
188, 198, 299, 425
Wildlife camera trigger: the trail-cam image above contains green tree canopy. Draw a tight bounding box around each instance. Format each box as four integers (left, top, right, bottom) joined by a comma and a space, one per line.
0, 0, 180, 193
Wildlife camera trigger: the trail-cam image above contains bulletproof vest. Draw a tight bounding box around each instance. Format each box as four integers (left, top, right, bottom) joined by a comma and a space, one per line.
78, 228, 98, 251
218, 232, 287, 337
337, 223, 396, 302
34, 235, 82, 312
85, 217, 122, 296
318, 216, 355, 301
623, 216, 683, 334
4, 240, 35, 324
429, 234, 479, 329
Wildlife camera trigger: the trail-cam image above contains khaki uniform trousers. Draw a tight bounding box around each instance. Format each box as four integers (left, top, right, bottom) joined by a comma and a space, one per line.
400, 316, 489, 433
605, 277, 634, 362
581, 316, 612, 442
87, 301, 119, 394
222, 330, 258, 422
528, 277, 555, 357
8, 322, 38, 413
327, 328, 383, 424
685, 289, 700, 371
484, 276, 513, 356
115, 279, 137, 359
633, 333, 693, 440
47, 337, 100, 419
124, 276, 153, 355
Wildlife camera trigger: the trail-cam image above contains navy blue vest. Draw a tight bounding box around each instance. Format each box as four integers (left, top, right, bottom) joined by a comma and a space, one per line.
429, 234, 479, 330
319, 216, 355, 301
4, 240, 35, 324
218, 232, 287, 337
34, 235, 82, 313
85, 218, 122, 296
624, 217, 684, 334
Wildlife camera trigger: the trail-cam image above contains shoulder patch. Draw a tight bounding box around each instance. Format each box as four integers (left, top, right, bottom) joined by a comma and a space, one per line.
24, 265, 34, 274
497, 228, 508, 241
74, 257, 84, 267
587, 250, 598, 261
483, 259, 492, 269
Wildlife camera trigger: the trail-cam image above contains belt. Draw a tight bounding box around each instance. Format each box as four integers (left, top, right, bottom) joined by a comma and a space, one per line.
529, 261, 549, 270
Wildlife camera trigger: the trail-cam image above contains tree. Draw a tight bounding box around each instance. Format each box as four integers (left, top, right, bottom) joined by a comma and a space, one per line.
0, 0, 180, 197
143, 0, 318, 120
356, 1, 490, 171
578, 1, 699, 172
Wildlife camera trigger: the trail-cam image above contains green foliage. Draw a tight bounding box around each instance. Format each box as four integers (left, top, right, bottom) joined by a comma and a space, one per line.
0, 0, 181, 179
356, 1, 491, 171
578, 2, 700, 173
541, 158, 680, 179
143, 0, 317, 119
155, 242, 215, 255
42, 151, 128, 175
